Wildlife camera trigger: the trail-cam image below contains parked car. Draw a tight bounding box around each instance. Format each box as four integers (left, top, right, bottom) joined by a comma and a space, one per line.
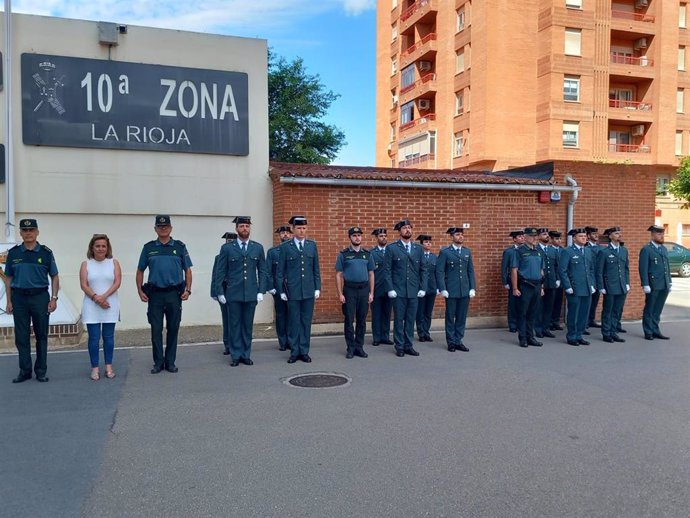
663, 242, 690, 277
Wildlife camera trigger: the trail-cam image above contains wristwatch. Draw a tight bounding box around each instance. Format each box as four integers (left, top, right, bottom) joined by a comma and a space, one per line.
184, 288, 191, 294
51, 295, 58, 301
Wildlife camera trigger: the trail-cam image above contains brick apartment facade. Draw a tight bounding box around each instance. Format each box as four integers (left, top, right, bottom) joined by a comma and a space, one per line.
271, 160, 673, 325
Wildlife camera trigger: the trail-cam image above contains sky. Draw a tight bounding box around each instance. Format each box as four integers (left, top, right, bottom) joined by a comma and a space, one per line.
10, 0, 378, 166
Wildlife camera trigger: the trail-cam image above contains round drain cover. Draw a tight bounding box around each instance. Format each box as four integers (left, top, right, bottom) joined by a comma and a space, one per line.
285, 372, 351, 389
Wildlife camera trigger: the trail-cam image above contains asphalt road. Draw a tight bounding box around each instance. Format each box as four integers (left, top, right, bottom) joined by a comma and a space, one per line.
1, 313, 689, 518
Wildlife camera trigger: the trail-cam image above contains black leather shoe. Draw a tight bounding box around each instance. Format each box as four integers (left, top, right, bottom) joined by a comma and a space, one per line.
644, 334, 654, 340
542, 330, 555, 338
372, 341, 380, 346
589, 322, 602, 328
567, 340, 580, 346
12, 373, 31, 383
165, 365, 178, 373
287, 356, 299, 364
354, 349, 368, 358
301, 354, 312, 363
535, 333, 544, 338
151, 366, 164, 374
35, 375, 50, 383
653, 333, 670, 340
278, 345, 288, 351
426, 336, 434, 342
519, 341, 528, 348
223, 350, 230, 355
617, 328, 627, 333
404, 348, 420, 356
345, 351, 354, 359
417, 336, 426, 342
447, 345, 456, 352
583, 330, 590, 335
527, 339, 543, 347
612, 335, 626, 343
240, 358, 254, 366
602, 336, 614, 343
509, 328, 518, 333
230, 360, 240, 367
381, 339, 394, 345
395, 351, 405, 357
456, 343, 469, 352
551, 325, 564, 331
578, 339, 590, 345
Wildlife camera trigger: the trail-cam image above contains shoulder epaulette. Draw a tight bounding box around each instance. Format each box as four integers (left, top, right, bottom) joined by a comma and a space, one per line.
175, 240, 186, 247
42, 245, 53, 253
340, 248, 350, 254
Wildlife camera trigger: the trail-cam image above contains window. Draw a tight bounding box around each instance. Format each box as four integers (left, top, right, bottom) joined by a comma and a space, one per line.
565, 28, 582, 56
681, 3, 687, 28
566, 0, 582, 8
564, 76, 580, 102
676, 130, 684, 155
392, 23, 398, 42
400, 101, 414, 125
679, 46, 686, 71
429, 131, 436, 155
454, 133, 464, 157
455, 91, 464, 115
656, 176, 670, 196
401, 65, 415, 90
457, 7, 466, 32
563, 121, 579, 148
390, 124, 395, 141
682, 224, 690, 235
679, 89, 685, 113
608, 130, 630, 151
391, 57, 397, 75
456, 49, 465, 73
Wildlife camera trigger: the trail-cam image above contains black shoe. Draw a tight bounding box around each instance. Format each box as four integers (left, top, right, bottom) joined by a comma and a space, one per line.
278, 345, 288, 351
372, 341, 380, 346
240, 358, 254, 366
589, 322, 602, 328
644, 334, 654, 340
653, 333, 670, 340
612, 335, 626, 343
35, 375, 49, 383
583, 330, 591, 335
551, 325, 564, 331
287, 356, 299, 364
578, 339, 590, 346
426, 336, 434, 342
230, 360, 240, 367
567, 340, 580, 346
519, 341, 528, 348
404, 347, 420, 356
354, 349, 368, 358
447, 345, 456, 352
12, 373, 31, 384
509, 328, 518, 333
417, 336, 426, 342
151, 365, 164, 374
617, 328, 627, 333
301, 354, 312, 363
223, 350, 230, 355
527, 339, 543, 347
602, 336, 614, 343
381, 339, 394, 345
456, 343, 469, 352
395, 350, 405, 357
542, 330, 555, 338
345, 351, 354, 359
535, 333, 544, 338
165, 365, 178, 373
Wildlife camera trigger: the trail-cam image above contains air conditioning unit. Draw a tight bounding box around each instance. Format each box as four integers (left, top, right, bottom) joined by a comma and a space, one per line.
635, 0, 649, 8
392, 95, 399, 105
419, 60, 432, 71
634, 37, 648, 50
387, 143, 393, 151
632, 124, 645, 136
418, 99, 431, 110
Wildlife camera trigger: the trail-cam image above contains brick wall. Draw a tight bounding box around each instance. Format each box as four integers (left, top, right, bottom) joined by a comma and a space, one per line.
272, 161, 671, 324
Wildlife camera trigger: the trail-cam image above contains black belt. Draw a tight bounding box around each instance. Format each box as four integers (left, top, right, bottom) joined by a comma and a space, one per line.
344, 282, 368, 289
12, 287, 48, 296
149, 285, 181, 292
519, 278, 542, 287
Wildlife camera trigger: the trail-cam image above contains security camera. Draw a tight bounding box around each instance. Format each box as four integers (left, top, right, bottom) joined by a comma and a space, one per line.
117, 25, 128, 34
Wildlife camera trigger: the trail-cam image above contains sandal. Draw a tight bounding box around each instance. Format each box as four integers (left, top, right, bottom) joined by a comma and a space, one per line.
105, 370, 116, 379
90, 369, 100, 381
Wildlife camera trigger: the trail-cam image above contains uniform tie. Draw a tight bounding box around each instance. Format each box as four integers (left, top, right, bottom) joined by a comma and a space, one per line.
406, 244, 411, 254
241, 242, 246, 253
298, 241, 303, 252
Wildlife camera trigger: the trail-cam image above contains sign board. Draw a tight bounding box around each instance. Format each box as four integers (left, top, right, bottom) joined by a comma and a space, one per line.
21, 53, 249, 155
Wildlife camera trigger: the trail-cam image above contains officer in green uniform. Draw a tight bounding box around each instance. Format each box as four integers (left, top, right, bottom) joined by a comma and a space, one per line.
586, 226, 603, 329
536, 227, 558, 339
5, 218, 59, 383
596, 226, 629, 343
639, 225, 672, 340
510, 227, 545, 348
502, 231, 524, 332
335, 227, 375, 358
211, 232, 236, 355
548, 231, 565, 331
266, 226, 292, 351
370, 228, 393, 346
416, 234, 437, 342
136, 215, 193, 374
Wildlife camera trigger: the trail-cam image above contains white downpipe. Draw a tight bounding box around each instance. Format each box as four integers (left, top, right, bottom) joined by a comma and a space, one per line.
3, 0, 15, 244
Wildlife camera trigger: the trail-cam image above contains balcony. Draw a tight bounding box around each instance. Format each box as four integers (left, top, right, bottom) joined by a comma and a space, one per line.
608, 99, 651, 110
608, 99, 654, 123
399, 113, 436, 133
609, 52, 655, 80
399, 153, 435, 168
400, 0, 437, 33
608, 143, 651, 153
399, 73, 436, 102
610, 53, 653, 66
611, 9, 655, 23
400, 33, 437, 67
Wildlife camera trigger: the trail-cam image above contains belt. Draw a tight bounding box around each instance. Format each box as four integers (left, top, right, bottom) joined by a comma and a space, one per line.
519, 278, 542, 287
344, 282, 368, 289
150, 285, 181, 292
12, 287, 48, 296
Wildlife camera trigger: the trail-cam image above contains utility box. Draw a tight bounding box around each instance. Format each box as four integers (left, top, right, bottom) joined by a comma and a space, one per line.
98, 22, 119, 46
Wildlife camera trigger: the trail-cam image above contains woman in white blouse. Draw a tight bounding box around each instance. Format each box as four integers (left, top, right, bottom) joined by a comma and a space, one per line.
80, 234, 121, 380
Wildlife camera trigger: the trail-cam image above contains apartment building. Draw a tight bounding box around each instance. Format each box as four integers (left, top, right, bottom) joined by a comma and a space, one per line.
376, 0, 690, 171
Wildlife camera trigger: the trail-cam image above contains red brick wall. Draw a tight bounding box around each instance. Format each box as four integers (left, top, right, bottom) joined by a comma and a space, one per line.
272, 161, 669, 324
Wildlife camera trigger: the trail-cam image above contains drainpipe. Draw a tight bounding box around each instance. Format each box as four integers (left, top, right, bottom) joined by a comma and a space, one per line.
565, 176, 578, 246
3, 0, 15, 244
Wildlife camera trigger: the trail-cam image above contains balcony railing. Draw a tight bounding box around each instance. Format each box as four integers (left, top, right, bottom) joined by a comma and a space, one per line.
609, 99, 653, 110
608, 143, 651, 153
399, 113, 436, 131
401, 33, 437, 57
401, 0, 430, 22
611, 9, 655, 22
399, 153, 435, 168
610, 52, 654, 66
399, 73, 436, 94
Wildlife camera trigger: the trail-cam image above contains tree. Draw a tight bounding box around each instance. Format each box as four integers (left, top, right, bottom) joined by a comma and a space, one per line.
669, 156, 690, 209
268, 50, 346, 164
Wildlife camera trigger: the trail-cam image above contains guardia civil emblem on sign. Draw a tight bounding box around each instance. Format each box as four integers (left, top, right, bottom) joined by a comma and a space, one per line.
32, 61, 66, 115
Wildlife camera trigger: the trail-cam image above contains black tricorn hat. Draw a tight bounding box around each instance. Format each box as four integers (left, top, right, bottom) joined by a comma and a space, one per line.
275, 226, 292, 233
603, 226, 621, 236
289, 215, 308, 226
233, 216, 251, 225
647, 225, 664, 233
416, 234, 432, 242
548, 230, 562, 238
447, 227, 464, 235
221, 232, 237, 240
568, 227, 587, 236
394, 219, 412, 231
371, 228, 387, 236
585, 226, 598, 234
509, 230, 524, 238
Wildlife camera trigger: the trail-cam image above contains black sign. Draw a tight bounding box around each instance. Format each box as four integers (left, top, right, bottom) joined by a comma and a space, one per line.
21, 54, 249, 155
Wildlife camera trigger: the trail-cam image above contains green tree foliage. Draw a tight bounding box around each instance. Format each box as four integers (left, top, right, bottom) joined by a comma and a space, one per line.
669, 156, 690, 209
268, 51, 346, 164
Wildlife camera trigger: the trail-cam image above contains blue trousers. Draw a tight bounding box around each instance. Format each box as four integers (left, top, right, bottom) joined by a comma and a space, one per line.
445, 297, 470, 346
538, 288, 557, 334
393, 296, 418, 352
287, 297, 315, 356
87, 322, 116, 368
371, 295, 392, 343
147, 289, 182, 369
507, 290, 519, 331
566, 294, 591, 342
226, 301, 257, 361
517, 282, 541, 342
601, 293, 626, 338
272, 294, 289, 349
416, 292, 436, 339
642, 289, 669, 336
11, 290, 50, 377
218, 301, 229, 352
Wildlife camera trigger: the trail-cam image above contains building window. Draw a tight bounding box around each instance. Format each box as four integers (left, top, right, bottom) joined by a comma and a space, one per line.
683, 224, 690, 235
392, 23, 398, 42
454, 133, 464, 157
681, 3, 687, 28
676, 130, 684, 156
390, 124, 395, 141
564, 75, 580, 102
391, 57, 397, 75
456, 49, 465, 73
400, 101, 414, 125
565, 28, 582, 57
680, 46, 686, 71
455, 91, 464, 115
656, 176, 670, 196
563, 121, 579, 148
457, 7, 466, 32
401, 65, 415, 90
679, 89, 685, 113
566, 0, 582, 8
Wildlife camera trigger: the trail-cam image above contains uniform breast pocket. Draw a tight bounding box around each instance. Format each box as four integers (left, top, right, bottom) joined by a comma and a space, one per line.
607, 257, 616, 265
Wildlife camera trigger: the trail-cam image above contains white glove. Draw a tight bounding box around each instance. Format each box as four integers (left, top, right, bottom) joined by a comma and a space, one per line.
314, 290, 320, 299
387, 290, 397, 299
504, 284, 510, 290
217, 295, 227, 304
417, 290, 426, 298
625, 284, 630, 293
280, 293, 288, 301
257, 293, 264, 302
436, 289, 440, 295
642, 285, 651, 294
590, 286, 596, 294
565, 288, 574, 295
469, 289, 476, 298
599, 289, 607, 295
441, 290, 449, 298
211, 296, 218, 301
269, 289, 276, 295
556, 280, 561, 288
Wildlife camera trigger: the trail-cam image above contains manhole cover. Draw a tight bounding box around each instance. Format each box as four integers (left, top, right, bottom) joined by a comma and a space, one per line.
284, 372, 351, 389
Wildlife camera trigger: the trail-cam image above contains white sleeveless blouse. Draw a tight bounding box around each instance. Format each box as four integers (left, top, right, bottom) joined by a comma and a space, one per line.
81, 258, 120, 324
